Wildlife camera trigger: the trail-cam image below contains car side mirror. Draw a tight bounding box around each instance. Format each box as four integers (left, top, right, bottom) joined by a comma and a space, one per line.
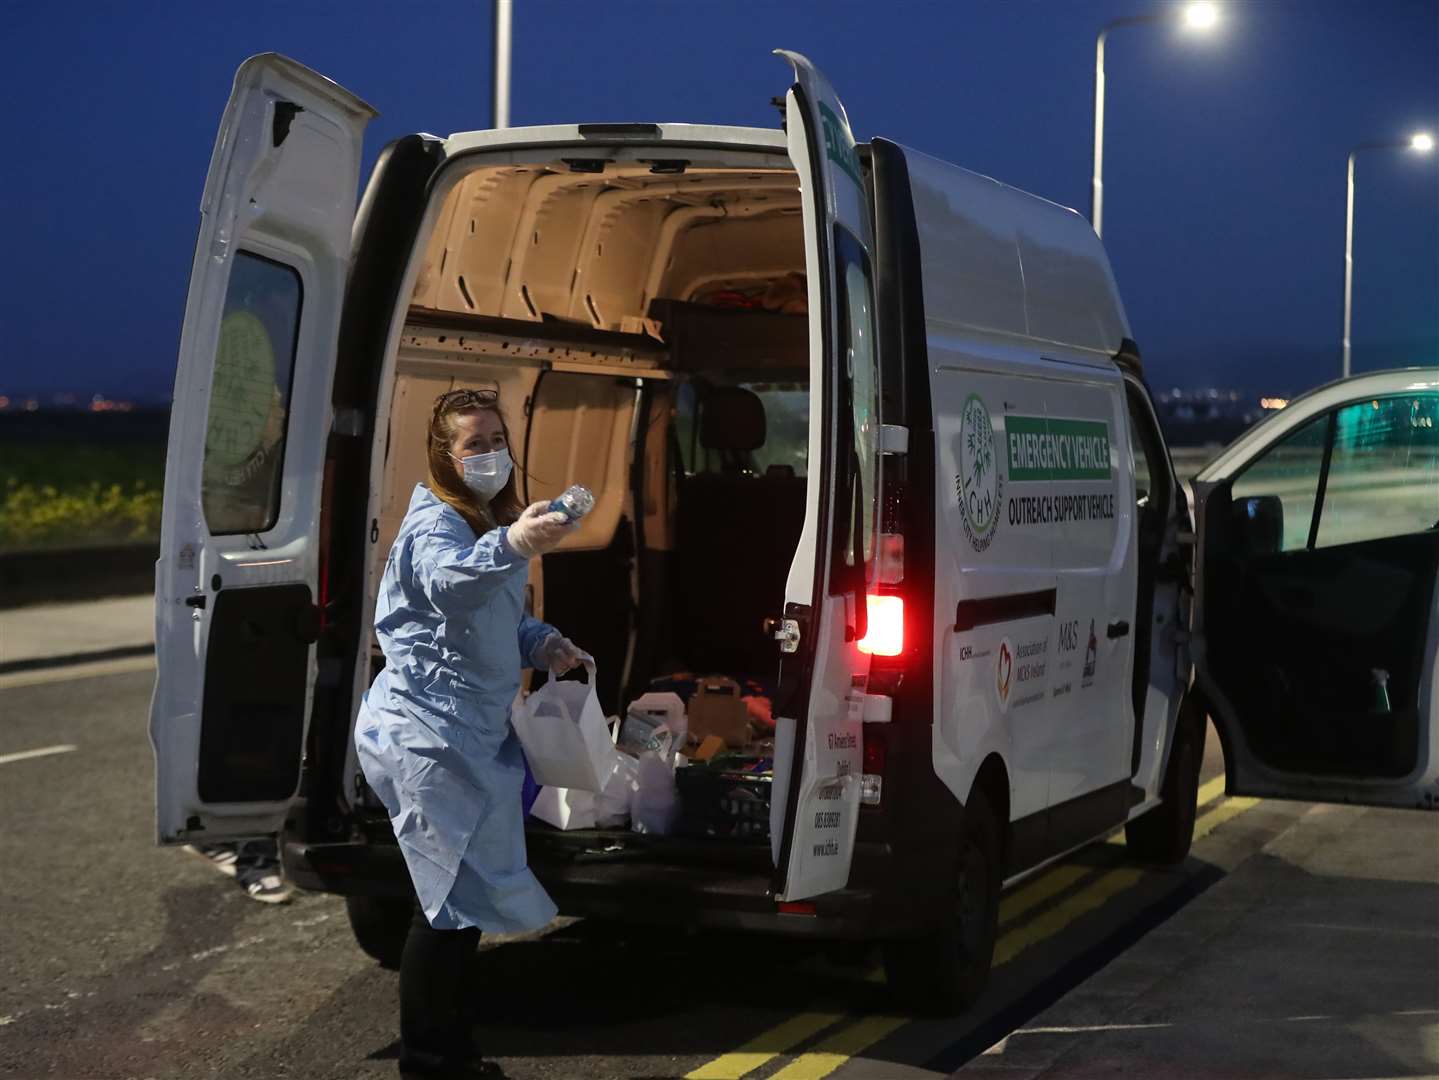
1232, 494, 1284, 556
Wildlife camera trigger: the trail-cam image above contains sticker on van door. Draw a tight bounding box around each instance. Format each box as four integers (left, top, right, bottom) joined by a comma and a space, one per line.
956, 393, 1002, 551
995, 630, 1051, 712
1002, 415, 1117, 528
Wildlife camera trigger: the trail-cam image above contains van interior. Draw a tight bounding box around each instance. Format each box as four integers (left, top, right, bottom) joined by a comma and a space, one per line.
351, 152, 812, 858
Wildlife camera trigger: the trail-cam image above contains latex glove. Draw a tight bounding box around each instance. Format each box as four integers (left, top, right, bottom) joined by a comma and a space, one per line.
535, 633, 593, 674
505, 501, 574, 558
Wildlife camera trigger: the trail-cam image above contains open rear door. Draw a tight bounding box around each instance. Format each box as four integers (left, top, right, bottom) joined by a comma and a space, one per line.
149, 55, 374, 843
1192, 375, 1439, 810
771, 52, 883, 900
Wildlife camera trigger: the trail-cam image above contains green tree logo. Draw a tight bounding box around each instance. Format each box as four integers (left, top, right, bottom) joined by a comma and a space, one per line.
957, 393, 1001, 551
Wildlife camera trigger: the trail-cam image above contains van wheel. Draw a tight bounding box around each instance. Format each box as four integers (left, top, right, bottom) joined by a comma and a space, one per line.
344, 894, 414, 970
882, 790, 1001, 1014
1125, 701, 1205, 864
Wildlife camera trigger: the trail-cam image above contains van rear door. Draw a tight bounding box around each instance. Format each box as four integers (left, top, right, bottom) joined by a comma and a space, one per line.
149, 55, 374, 843
770, 52, 883, 900
1192, 374, 1439, 810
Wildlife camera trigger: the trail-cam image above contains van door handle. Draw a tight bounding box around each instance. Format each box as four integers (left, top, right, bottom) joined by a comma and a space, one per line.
1107, 619, 1130, 639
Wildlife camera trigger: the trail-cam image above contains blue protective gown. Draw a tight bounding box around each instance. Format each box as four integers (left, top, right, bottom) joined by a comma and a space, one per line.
356, 484, 560, 931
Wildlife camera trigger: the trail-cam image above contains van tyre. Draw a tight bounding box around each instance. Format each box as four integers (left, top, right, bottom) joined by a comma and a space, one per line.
882, 790, 1001, 1014
1125, 700, 1205, 864
344, 894, 414, 970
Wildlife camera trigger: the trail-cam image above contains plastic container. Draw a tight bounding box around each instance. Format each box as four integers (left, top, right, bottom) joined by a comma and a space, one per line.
549, 484, 595, 522
626, 691, 688, 749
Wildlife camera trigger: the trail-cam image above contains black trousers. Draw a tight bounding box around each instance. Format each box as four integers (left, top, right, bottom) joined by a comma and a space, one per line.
399, 904, 482, 1074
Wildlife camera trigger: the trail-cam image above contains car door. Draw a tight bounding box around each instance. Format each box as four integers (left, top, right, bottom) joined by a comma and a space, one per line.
149, 54, 374, 843
1192, 373, 1439, 810
769, 51, 883, 900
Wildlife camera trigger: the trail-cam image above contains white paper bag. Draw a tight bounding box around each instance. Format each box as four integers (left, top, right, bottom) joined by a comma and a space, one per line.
530, 786, 596, 830
512, 662, 617, 792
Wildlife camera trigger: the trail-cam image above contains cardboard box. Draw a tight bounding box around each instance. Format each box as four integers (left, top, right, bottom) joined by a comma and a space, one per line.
686, 675, 751, 748
690, 734, 726, 762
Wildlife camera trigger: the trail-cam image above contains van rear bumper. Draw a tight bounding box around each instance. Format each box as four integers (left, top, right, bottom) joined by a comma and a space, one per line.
284, 838, 910, 939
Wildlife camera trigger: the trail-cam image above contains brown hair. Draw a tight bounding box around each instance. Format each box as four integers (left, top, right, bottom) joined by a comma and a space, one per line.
426, 388, 525, 536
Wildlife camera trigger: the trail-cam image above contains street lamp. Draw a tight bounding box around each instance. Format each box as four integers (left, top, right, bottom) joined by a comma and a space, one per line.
1341, 131, 1435, 378
493, 0, 513, 129
1092, 2, 1221, 238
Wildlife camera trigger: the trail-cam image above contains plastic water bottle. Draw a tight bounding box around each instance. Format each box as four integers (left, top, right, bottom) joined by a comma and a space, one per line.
549, 484, 595, 522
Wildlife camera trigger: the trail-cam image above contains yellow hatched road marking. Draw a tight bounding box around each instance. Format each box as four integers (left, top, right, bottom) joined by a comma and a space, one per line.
1193, 795, 1259, 840
684, 1012, 844, 1079
993, 867, 1146, 966
1195, 774, 1227, 808
1106, 774, 1230, 846
688, 777, 1260, 1080
764, 1015, 910, 1080
1000, 864, 1092, 924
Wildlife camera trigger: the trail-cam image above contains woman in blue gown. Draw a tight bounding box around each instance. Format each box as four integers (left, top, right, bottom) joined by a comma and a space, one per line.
356, 387, 587, 1079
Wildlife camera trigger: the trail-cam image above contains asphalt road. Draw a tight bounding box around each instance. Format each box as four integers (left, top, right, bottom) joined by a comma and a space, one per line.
0, 659, 1308, 1080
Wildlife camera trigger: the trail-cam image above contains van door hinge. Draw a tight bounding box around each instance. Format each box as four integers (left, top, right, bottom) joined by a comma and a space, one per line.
765, 617, 802, 654
332, 408, 365, 437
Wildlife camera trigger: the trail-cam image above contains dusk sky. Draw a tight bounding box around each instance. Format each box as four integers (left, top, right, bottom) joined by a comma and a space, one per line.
2, 0, 1435, 403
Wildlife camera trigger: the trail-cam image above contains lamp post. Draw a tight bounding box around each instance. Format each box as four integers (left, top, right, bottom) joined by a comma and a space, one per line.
1092, 2, 1220, 238
493, 0, 513, 130
1341, 132, 1435, 378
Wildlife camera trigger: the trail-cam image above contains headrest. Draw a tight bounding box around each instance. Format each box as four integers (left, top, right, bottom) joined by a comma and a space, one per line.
699, 386, 766, 452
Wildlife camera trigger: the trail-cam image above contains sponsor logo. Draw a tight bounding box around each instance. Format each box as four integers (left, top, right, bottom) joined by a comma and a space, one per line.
956, 393, 1003, 551
1082, 619, 1098, 687
996, 638, 1014, 710
1005, 416, 1112, 482
1057, 618, 1080, 671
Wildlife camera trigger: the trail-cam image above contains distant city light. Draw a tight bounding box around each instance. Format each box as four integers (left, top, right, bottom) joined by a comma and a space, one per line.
1412, 132, 1435, 153
1260, 397, 1289, 410
1183, 2, 1219, 31
0, 396, 8, 410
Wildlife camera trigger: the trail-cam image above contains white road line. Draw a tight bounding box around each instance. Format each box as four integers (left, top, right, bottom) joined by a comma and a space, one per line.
0, 744, 78, 766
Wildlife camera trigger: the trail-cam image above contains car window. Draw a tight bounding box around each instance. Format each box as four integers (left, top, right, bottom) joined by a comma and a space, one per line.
1314, 393, 1439, 548
673, 381, 810, 478
1231, 413, 1329, 553
834, 228, 879, 569
744, 383, 809, 477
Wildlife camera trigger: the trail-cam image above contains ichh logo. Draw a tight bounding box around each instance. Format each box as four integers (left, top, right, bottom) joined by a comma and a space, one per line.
957, 393, 1002, 552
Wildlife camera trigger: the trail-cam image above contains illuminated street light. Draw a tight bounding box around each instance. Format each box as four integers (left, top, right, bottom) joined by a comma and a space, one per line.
1092, 4, 1221, 237
1341, 132, 1436, 377
1183, 2, 1220, 30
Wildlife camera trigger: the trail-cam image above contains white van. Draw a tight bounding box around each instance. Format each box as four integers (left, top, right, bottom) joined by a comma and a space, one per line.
150, 51, 1439, 1010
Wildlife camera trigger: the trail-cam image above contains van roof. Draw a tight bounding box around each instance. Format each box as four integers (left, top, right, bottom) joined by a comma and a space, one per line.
897, 145, 1130, 362
444, 123, 789, 158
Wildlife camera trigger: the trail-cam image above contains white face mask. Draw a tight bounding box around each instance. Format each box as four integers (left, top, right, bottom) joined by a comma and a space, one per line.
455, 448, 513, 501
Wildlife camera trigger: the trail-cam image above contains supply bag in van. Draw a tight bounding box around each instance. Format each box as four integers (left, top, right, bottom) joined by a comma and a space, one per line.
512, 662, 617, 792
530, 786, 597, 831
686, 676, 752, 748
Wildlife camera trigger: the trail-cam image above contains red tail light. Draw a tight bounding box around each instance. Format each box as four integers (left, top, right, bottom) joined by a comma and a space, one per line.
858, 594, 904, 656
